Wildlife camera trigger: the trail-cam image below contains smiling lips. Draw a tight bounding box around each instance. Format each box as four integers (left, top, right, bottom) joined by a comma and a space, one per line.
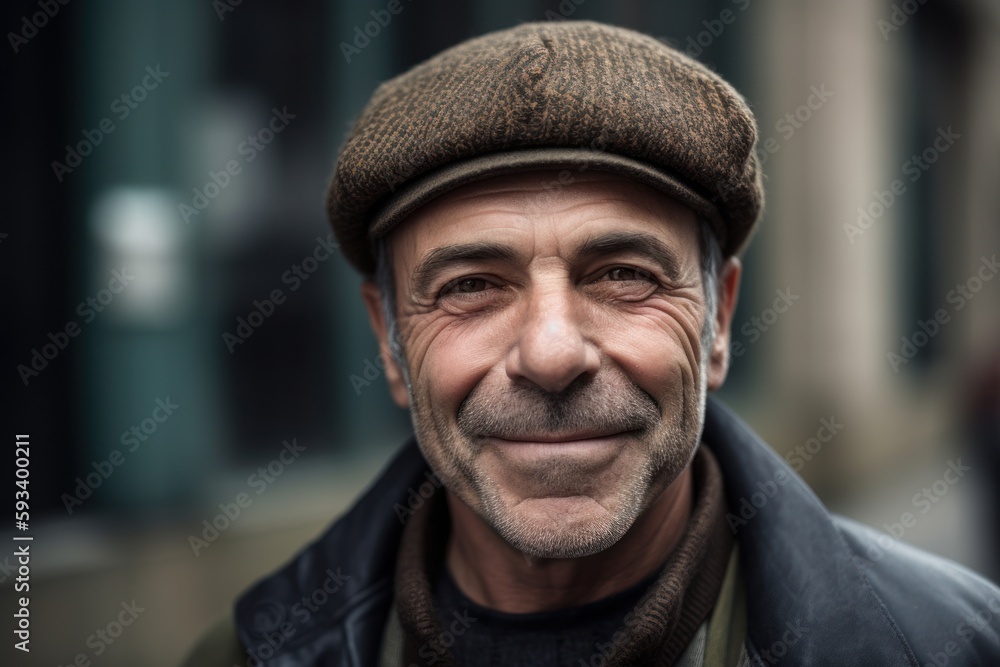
490, 430, 629, 444
483, 431, 632, 467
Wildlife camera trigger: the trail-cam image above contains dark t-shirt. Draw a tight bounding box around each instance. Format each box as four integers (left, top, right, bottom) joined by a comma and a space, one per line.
431, 561, 659, 667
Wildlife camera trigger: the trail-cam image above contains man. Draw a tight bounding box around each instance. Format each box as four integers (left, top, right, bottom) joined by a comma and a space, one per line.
184, 21, 1000, 667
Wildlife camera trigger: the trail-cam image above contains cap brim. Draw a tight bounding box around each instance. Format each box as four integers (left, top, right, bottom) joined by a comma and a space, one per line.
368, 148, 726, 246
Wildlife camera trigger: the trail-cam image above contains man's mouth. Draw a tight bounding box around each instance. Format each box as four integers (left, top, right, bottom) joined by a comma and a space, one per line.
488, 429, 631, 444
481, 431, 634, 470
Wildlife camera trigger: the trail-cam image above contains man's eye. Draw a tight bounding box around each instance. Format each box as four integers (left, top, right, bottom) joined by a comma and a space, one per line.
600, 267, 654, 282
441, 277, 491, 295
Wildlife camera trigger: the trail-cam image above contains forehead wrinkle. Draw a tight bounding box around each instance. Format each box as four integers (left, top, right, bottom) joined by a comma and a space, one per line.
456, 180, 692, 231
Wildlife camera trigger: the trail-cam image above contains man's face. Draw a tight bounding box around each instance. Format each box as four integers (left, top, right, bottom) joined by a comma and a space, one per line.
362, 171, 739, 559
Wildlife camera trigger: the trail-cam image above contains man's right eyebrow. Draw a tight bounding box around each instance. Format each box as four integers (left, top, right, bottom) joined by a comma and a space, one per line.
410, 242, 520, 297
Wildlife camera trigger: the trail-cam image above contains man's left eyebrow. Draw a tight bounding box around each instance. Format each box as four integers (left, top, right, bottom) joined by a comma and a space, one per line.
574, 232, 684, 282
410, 242, 520, 297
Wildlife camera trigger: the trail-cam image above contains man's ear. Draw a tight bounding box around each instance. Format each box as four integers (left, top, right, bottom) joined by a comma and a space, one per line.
706, 256, 742, 391
360, 280, 410, 408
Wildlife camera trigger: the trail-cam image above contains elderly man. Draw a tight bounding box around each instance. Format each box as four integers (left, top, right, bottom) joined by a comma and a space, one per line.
184, 21, 1000, 667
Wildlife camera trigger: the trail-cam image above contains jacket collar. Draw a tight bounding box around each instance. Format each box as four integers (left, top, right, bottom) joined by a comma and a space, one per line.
702, 399, 916, 665
234, 397, 915, 666
234, 435, 430, 666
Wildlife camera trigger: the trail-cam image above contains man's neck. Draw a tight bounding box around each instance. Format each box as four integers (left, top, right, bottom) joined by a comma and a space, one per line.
443, 466, 694, 614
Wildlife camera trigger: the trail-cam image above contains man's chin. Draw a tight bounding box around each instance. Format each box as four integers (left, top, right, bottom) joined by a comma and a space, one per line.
488, 494, 633, 559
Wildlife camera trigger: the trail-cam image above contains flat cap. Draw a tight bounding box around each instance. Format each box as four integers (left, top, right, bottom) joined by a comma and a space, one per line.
327, 20, 764, 275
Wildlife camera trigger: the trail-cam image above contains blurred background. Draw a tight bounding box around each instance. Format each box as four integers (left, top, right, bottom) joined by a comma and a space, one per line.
2, 0, 999, 664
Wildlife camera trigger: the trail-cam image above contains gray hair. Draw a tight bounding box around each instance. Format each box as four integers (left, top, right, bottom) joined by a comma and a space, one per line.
374, 218, 722, 375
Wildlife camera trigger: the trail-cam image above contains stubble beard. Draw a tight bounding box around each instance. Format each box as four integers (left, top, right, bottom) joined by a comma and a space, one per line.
407, 365, 705, 559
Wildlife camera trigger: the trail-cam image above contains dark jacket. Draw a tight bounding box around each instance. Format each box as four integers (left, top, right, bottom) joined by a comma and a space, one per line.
203, 398, 1000, 666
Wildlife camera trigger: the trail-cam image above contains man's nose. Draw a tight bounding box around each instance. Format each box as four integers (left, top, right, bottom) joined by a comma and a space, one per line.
504, 287, 600, 393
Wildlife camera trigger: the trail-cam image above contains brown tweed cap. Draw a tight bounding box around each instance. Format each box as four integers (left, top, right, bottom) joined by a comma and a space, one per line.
327, 20, 764, 275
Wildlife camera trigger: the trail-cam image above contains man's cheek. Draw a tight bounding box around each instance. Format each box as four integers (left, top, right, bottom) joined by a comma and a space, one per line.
612, 333, 692, 399
424, 333, 502, 400
646, 364, 693, 426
